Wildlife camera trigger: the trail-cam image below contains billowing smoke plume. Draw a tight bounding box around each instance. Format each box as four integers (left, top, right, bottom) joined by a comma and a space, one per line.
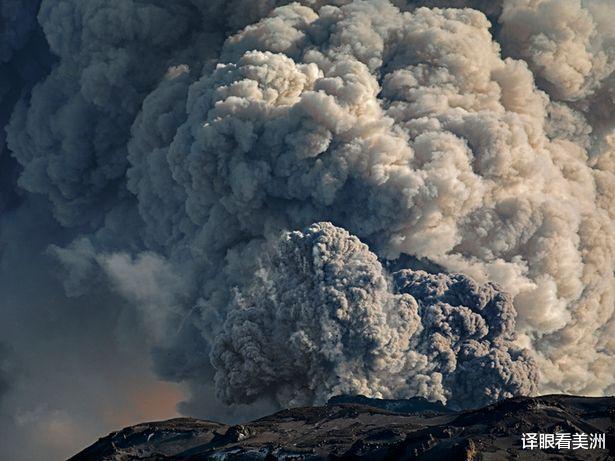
212, 222, 537, 408
500, 0, 615, 102
1, 0, 614, 428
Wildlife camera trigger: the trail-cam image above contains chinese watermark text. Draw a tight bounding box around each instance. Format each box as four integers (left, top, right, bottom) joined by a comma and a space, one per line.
522, 432, 606, 450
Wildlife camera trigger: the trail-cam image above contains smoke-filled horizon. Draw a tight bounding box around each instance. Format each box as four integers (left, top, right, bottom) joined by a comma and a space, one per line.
1, 1, 613, 459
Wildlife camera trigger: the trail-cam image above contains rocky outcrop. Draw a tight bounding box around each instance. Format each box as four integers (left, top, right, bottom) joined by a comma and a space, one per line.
70, 395, 614, 460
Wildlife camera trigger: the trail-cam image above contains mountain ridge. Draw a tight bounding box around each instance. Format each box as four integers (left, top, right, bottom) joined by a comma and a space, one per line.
70, 394, 614, 460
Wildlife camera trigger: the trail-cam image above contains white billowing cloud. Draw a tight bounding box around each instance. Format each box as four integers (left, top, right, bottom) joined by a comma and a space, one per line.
51, 238, 191, 345
500, 0, 615, 102
100, 252, 189, 345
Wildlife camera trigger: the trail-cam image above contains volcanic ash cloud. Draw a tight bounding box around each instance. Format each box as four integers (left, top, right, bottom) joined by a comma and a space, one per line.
4, 0, 614, 413
211, 222, 538, 409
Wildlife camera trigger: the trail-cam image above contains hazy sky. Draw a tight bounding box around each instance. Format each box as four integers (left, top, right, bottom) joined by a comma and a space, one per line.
0, 199, 186, 460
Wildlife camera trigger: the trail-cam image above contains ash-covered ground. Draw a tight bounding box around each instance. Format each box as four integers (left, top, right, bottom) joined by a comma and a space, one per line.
71, 394, 614, 460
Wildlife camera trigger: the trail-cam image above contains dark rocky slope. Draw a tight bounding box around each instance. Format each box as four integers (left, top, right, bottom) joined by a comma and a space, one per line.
70, 395, 614, 460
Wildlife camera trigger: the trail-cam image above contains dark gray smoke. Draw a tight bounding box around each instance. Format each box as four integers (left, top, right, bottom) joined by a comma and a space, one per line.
394, 268, 538, 407
0, 0, 52, 212
211, 222, 537, 409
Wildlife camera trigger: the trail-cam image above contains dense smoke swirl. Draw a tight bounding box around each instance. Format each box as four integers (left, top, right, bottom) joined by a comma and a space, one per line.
212, 222, 538, 408
2, 0, 614, 416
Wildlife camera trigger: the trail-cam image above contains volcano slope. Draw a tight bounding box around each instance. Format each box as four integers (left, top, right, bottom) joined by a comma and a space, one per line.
71, 395, 614, 460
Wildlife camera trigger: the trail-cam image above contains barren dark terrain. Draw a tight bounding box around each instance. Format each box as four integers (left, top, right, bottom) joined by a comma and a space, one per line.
70, 395, 614, 460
